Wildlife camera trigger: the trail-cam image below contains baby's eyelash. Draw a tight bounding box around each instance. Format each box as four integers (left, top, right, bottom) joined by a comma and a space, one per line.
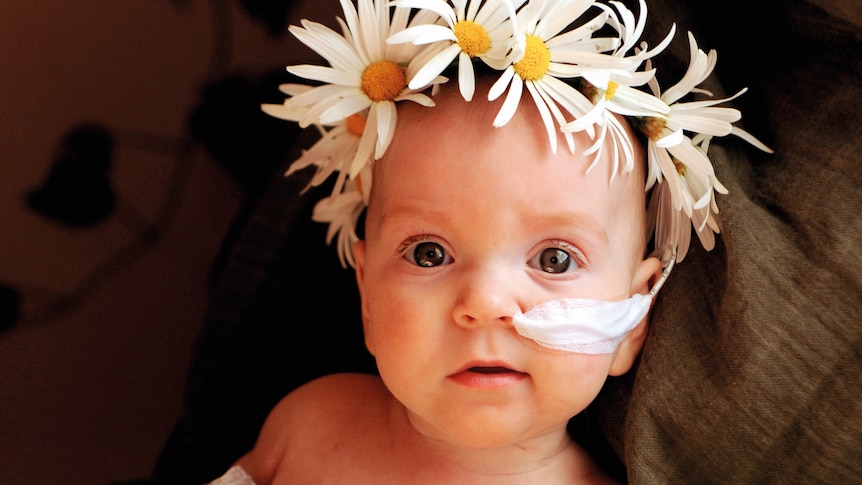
396, 234, 437, 256
547, 240, 588, 268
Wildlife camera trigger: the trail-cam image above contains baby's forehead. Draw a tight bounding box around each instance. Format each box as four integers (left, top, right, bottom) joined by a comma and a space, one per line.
384, 86, 646, 190
375, 103, 647, 210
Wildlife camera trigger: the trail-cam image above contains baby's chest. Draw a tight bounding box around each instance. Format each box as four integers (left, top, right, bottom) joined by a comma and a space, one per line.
271, 438, 416, 485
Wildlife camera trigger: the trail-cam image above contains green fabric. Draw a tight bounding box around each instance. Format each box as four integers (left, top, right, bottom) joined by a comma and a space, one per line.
594, 1, 862, 482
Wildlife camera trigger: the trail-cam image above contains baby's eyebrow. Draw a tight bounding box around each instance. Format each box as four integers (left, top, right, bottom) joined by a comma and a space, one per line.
533, 212, 610, 247
375, 204, 452, 234
375, 203, 610, 248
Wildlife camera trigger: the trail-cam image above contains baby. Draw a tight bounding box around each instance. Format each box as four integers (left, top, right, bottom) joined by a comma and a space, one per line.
228, 80, 661, 484
210, 0, 769, 482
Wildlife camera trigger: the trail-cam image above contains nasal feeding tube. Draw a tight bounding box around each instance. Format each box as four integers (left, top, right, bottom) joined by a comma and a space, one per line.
512, 250, 677, 354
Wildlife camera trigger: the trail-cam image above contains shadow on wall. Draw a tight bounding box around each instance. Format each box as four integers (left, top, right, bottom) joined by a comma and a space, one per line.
0, 0, 303, 335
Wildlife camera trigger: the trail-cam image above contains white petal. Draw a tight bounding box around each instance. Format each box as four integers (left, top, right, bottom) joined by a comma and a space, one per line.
408, 44, 460, 89
391, 0, 456, 26
288, 65, 359, 87
668, 141, 714, 179
488, 65, 515, 101
532, 81, 576, 153
290, 21, 365, 74
673, 104, 741, 122
671, 114, 733, 137
563, 100, 604, 133
350, 114, 377, 177
278, 83, 313, 96
525, 81, 558, 153
458, 51, 476, 101
338, 0, 363, 57
656, 128, 684, 148
493, 75, 523, 127
611, 85, 671, 115
731, 126, 774, 153
692, 189, 712, 210
396, 92, 437, 107
550, 51, 632, 70
319, 92, 372, 124
546, 10, 610, 49
656, 146, 684, 212
387, 24, 457, 45
538, 0, 593, 40
356, 0, 383, 61
261, 103, 302, 122
541, 75, 595, 121
373, 100, 398, 158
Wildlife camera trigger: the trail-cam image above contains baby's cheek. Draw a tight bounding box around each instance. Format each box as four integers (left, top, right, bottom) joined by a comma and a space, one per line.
545, 352, 617, 389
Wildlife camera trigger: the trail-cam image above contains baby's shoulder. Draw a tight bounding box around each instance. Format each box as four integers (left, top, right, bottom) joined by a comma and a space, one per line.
269, 372, 388, 434
237, 373, 390, 483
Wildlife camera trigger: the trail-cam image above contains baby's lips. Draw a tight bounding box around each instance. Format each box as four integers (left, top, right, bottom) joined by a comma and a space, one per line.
452, 360, 526, 376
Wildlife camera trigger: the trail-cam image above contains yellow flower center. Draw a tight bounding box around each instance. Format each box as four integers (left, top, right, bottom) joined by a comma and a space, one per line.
674, 160, 687, 176
454, 20, 491, 57
632, 116, 667, 141
605, 81, 619, 101
346, 113, 366, 136
513, 35, 550, 81
361, 61, 407, 102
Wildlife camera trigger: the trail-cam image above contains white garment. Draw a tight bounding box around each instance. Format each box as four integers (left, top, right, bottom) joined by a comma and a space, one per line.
210, 465, 256, 485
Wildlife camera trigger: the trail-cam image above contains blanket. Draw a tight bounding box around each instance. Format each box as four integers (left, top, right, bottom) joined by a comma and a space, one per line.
153, 0, 862, 483
592, 0, 862, 482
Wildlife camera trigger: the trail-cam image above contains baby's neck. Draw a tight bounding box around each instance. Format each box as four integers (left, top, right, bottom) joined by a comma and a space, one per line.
389, 399, 607, 484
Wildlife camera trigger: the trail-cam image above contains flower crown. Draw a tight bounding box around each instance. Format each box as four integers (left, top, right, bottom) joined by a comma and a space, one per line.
262, 0, 772, 268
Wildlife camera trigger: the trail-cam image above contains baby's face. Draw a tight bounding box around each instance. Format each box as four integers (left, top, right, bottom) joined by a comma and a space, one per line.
353, 87, 659, 449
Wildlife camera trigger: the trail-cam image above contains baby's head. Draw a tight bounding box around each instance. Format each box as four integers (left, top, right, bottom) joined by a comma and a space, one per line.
263, 0, 769, 450
349, 79, 663, 447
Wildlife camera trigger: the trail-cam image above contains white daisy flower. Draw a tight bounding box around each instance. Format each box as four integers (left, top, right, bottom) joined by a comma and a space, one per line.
642, 33, 772, 199
265, 88, 375, 263
647, 143, 723, 262
652, 33, 773, 150
639, 116, 726, 261
387, 0, 523, 101
487, 0, 633, 154
565, 68, 670, 183
648, 181, 692, 262
262, 85, 357, 196
634, 31, 772, 258
265, 105, 369, 203
561, 0, 675, 180
312, 177, 368, 268
278, 0, 444, 178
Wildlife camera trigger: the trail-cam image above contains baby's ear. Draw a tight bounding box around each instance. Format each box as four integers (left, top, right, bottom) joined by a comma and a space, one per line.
352, 240, 375, 356
608, 256, 663, 376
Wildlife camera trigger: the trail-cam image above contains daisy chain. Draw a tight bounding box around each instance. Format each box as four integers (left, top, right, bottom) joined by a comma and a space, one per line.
264, 0, 772, 267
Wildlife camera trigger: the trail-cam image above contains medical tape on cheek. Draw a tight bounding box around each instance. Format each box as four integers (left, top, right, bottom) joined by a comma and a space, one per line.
512, 251, 676, 354
512, 295, 652, 353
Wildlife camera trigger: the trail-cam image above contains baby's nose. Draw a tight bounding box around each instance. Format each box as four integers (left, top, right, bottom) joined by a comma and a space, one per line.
451, 265, 520, 329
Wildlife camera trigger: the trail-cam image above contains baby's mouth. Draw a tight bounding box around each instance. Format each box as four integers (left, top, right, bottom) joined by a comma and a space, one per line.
468, 366, 516, 374
449, 364, 529, 388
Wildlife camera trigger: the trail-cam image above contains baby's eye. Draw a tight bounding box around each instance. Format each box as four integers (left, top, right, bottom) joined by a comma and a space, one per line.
538, 248, 571, 273
406, 241, 452, 267
528, 243, 584, 274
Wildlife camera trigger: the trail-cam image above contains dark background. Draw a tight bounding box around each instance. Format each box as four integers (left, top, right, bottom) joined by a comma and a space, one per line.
1, 1, 858, 484
0, 1, 336, 483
